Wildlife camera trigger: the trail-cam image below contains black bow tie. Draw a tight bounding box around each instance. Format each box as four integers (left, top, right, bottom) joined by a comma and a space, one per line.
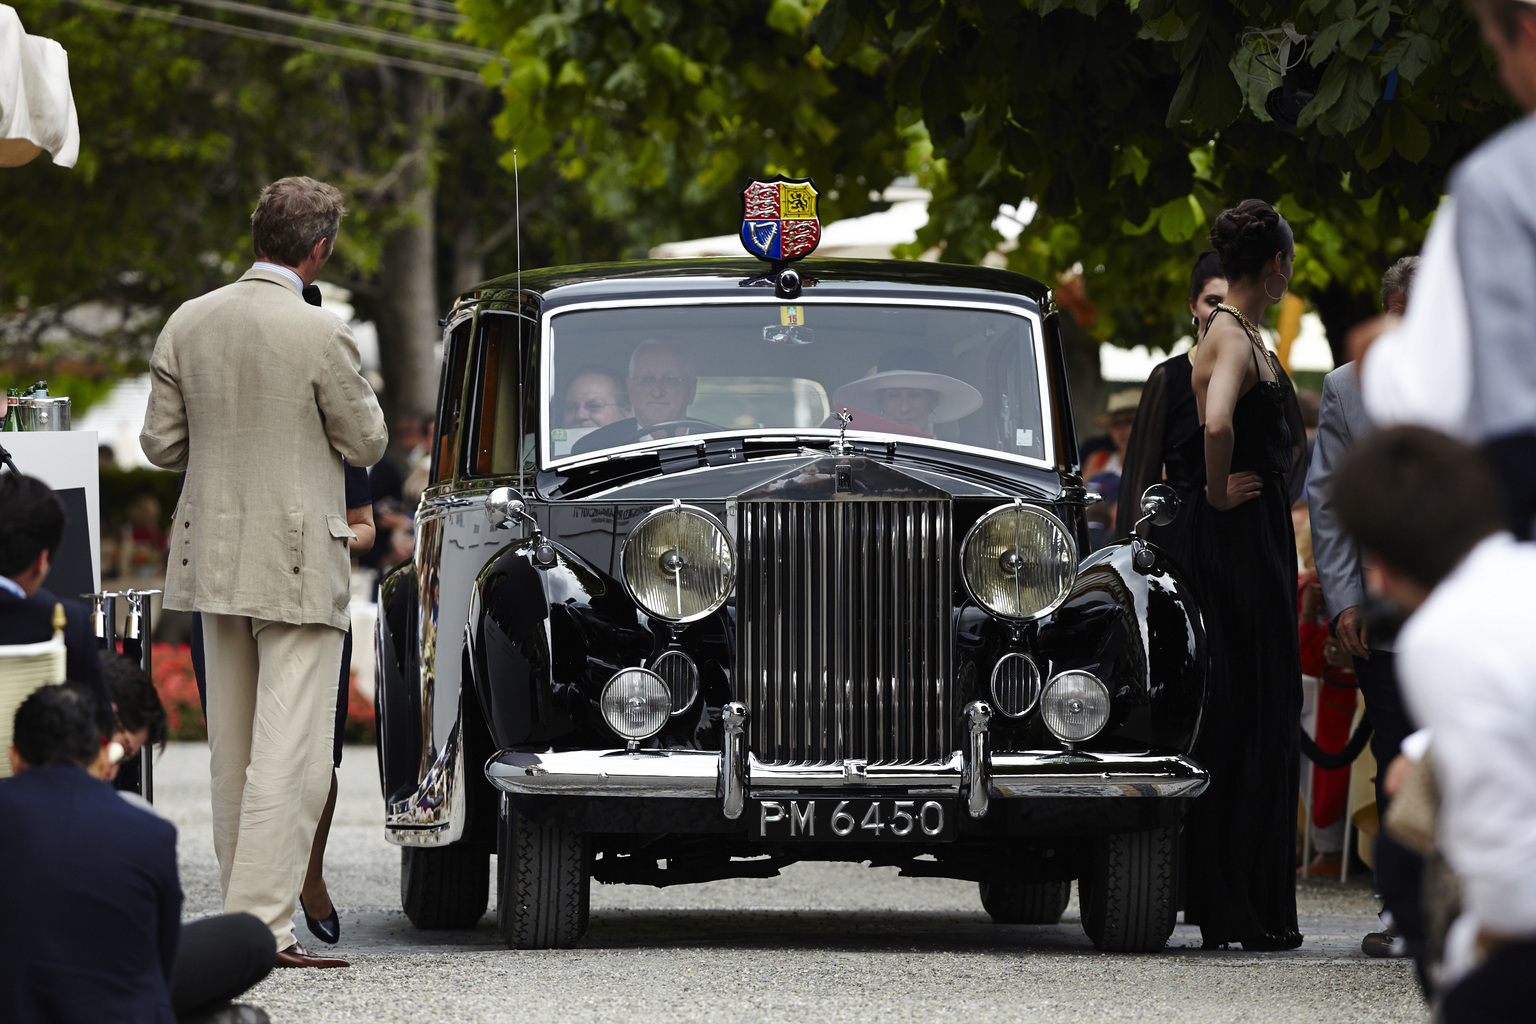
302, 284, 322, 307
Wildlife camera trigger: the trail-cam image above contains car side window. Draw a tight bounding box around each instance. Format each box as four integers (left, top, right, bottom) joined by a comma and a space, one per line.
429, 318, 474, 486
466, 311, 535, 478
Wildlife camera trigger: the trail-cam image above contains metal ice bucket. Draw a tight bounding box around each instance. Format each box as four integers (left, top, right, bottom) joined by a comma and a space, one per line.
22, 395, 70, 431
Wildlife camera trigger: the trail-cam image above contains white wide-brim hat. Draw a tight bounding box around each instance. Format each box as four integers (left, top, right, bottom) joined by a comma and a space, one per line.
832, 369, 984, 425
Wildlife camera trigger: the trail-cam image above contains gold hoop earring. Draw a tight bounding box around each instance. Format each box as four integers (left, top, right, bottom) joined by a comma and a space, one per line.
1264, 274, 1287, 303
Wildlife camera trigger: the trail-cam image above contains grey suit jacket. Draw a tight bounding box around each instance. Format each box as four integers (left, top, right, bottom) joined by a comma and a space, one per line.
1306, 363, 1374, 629
140, 267, 387, 629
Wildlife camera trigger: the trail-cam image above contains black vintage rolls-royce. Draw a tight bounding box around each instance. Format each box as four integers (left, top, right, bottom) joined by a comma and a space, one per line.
374, 247, 1208, 952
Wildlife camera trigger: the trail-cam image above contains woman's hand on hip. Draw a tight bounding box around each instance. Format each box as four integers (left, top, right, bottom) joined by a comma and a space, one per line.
1205, 470, 1263, 511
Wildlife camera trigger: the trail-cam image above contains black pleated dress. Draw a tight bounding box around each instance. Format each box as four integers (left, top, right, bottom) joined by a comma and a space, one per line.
1176, 311, 1304, 950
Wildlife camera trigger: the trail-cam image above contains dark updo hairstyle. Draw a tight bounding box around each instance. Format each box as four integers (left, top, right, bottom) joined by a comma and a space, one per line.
1209, 199, 1294, 282
1187, 248, 1225, 306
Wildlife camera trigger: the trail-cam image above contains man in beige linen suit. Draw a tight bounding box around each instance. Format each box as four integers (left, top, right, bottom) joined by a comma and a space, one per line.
140, 177, 386, 969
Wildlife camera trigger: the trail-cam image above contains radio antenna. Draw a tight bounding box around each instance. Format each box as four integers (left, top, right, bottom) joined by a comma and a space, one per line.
513, 147, 525, 501
512, 148, 522, 310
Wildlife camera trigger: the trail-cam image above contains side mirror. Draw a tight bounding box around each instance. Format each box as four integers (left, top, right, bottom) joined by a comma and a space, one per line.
486, 486, 526, 530
1137, 484, 1181, 531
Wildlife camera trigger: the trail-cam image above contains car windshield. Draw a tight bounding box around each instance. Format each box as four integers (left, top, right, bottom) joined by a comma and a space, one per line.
542, 301, 1047, 466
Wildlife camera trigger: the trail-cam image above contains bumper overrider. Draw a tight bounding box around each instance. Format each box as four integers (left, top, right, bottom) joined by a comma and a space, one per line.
485, 701, 1209, 820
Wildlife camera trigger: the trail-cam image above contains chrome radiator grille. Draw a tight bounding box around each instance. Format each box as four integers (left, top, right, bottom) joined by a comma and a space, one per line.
736, 499, 955, 766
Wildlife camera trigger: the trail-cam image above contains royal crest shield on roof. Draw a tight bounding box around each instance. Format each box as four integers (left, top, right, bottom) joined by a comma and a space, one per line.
740, 176, 820, 263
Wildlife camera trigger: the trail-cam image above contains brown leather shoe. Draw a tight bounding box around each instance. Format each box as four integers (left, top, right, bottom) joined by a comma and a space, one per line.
275, 941, 349, 969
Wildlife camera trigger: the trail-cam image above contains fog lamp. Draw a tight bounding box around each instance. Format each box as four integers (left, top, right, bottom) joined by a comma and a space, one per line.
1041, 670, 1110, 744
600, 668, 671, 741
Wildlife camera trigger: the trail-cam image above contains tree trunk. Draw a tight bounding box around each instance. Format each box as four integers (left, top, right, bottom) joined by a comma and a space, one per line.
1311, 280, 1380, 370
375, 187, 439, 432
371, 74, 442, 440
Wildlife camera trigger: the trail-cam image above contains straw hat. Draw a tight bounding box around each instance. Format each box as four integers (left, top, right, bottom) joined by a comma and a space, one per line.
831, 348, 984, 425
1099, 388, 1141, 423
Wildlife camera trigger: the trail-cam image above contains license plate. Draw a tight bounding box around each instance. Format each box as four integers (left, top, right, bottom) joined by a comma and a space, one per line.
753, 798, 955, 841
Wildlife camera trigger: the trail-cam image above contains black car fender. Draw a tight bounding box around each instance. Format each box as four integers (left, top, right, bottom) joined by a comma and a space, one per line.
466, 536, 656, 751
1035, 540, 1207, 752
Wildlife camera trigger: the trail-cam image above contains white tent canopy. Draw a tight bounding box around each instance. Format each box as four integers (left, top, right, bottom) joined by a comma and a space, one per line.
0, 4, 79, 168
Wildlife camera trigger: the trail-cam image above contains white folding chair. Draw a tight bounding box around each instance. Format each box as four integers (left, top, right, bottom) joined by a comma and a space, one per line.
0, 603, 68, 779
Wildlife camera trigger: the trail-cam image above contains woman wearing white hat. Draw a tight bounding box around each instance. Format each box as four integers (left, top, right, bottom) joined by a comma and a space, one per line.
831, 348, 983, 438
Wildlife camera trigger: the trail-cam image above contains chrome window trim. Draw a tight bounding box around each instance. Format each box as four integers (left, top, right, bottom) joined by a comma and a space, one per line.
536, 295, 1055, 473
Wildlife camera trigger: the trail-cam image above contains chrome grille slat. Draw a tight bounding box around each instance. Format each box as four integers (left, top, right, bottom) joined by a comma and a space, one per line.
738, 498, 953, 767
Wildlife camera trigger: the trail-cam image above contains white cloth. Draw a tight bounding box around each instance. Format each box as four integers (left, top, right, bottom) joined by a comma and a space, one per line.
0, 5, 79, 168
1396, 533, 1536, 943
1360, 199, 1472, 436
0, 574, 25, 600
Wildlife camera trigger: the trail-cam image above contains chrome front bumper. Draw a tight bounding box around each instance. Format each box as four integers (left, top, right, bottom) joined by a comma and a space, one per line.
485, 701, 1209, 820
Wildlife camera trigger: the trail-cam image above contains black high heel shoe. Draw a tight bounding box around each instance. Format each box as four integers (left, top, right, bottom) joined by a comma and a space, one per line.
300, 895, 341, 945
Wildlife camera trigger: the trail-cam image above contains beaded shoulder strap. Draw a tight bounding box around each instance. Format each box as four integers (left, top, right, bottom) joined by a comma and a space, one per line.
1208, 303, 1282, 382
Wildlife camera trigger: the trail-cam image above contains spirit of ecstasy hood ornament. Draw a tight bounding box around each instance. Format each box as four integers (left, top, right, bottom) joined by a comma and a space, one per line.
832, 407, 852, 454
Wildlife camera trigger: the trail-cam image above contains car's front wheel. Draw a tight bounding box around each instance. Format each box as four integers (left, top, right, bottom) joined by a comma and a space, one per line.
978, 880, 1071, 924
496, 795, 590, 949
1078, 824, 1177, 952
400, 844, 490, 930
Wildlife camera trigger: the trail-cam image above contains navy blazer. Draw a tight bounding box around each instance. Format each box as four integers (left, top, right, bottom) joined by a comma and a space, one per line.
0, 764, 182, 1023
0, 587, 113, 734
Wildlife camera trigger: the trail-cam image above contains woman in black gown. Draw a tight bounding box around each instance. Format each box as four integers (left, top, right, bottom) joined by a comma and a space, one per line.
1114, 249, 1228, 571
1179, 199, 1306, 950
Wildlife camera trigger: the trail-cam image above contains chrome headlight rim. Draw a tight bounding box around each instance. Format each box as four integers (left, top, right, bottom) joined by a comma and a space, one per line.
1040, 669, 1111, 744
959, 500, 1079, 622
619, 501, 735, 623
990, 652, 1042, 719
599, 667, 672, 741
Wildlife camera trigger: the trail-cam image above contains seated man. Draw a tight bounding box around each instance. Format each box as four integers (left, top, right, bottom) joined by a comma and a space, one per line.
0, 472, 112, 736
570, 340, 707, 455
0, 683, 275, 1024
561, 368, 630, 429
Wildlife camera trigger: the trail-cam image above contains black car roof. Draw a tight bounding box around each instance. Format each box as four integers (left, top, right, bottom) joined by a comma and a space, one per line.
455, 257, 1053, 315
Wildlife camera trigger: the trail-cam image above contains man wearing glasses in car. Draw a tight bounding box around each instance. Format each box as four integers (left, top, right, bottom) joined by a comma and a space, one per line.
570, 340, 709, 455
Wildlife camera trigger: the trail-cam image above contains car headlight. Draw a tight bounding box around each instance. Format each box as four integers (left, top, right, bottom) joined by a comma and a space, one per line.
621, 502, 734, 622
960, 500, 1077, 620
1040, 670, 1110, 743
600, 668, 671, 741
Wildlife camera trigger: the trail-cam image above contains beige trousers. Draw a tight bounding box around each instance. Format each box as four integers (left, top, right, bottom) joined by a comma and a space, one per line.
202, 613, 344, 951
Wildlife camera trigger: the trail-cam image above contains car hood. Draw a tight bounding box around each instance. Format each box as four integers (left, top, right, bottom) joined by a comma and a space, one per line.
538, 445, 1065, 503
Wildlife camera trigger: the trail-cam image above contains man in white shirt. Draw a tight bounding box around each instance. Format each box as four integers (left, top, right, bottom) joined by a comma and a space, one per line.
1334, 426, 1536, 1021
1358, 0, 1536, 538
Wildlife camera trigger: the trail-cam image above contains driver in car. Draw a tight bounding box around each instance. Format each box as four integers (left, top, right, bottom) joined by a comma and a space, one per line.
570, 339, 703, 456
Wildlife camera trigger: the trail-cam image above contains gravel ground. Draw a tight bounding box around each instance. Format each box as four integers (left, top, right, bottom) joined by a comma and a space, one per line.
154, 743, 1425, 1023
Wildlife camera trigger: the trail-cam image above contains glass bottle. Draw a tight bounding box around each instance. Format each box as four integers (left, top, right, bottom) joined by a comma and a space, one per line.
2, 388, 19, 431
